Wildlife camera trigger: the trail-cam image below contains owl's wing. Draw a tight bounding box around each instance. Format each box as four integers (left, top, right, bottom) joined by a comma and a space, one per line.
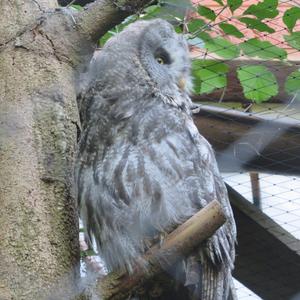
184, 117, 237, 300
115, 111, 236, 299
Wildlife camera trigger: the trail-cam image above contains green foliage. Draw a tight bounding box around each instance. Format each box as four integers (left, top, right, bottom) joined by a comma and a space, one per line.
160, 0, 193, 10
285, 70, 300, 95
174, 25, 183, 33
99, 0, 191, 46
228, 0, 242, 13
159, 0, 193, 20
243, 0, 278, 20
197, 6, 217, 21
284, 32, 300, 50
99, 31, 115, 47
188, 37, 205, 47
283, 7, 300, 32
213, 0, 224, 5
237, 65, 278, 102
99, 15, 138, 46
239, 17, 275, 33
205, 37, 240, 59
70, 4, 83, 10
240, 38, 287, 60
97, 0, 296, 103
188, 19, 206, 32
219, 23, 244, 38
188, 31, 213, 47
192, 60, 230, 94
197, 31, 214, 43
141, 5, 162, 19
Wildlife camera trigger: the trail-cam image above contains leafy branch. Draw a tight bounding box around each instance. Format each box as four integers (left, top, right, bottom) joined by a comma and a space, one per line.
73, 0, 300, 103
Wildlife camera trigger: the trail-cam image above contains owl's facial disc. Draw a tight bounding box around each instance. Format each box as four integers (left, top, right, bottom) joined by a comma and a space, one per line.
139, 20, 192, 95
154, 47, 187, 91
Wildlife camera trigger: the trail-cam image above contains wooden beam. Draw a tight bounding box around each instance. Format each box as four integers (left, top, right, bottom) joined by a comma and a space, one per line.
227, 184, 300, 300
193, 105, 300, 175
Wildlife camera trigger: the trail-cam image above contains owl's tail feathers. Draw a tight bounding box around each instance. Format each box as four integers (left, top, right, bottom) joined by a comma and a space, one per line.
228, 280, 238, 300
183, 255, 235, 300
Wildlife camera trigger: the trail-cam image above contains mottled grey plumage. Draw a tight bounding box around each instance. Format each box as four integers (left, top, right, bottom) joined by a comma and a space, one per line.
75, 19, 236, 299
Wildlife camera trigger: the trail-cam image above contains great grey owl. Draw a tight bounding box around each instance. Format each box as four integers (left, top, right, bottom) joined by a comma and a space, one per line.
75, 19, 236, 299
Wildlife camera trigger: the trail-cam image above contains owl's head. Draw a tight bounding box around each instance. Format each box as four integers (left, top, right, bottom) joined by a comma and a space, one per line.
100, 19, 191, 93
136, 19, 192, 95
84, 19, 193, 114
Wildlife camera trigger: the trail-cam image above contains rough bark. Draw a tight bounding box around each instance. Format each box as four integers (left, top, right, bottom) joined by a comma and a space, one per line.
0, 3, 81, 299
75, 0, 154, 42
0, 0, 152, 299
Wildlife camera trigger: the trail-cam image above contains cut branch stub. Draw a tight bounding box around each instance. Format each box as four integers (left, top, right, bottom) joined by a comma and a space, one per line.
98, 200, 227, 300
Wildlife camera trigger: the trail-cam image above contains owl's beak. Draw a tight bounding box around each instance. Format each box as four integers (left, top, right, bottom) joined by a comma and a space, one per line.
177, 77, 186, 90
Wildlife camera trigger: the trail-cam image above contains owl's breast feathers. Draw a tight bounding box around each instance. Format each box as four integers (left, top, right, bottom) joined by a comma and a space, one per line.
75, 93, 236, 299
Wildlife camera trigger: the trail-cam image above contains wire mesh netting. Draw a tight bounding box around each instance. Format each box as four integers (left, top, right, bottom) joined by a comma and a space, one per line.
186, 1, 300, 298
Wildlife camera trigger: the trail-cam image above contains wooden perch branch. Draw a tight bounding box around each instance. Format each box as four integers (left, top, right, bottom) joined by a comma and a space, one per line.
96, 200, 226, 300
76, 0, 153, 42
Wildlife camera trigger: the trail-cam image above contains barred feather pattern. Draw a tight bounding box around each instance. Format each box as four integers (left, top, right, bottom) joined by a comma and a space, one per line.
75, 19, 236, 299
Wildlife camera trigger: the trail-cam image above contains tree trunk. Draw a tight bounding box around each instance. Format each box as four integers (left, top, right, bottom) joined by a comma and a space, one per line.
0, 2, 81, 299
0, 1, 151, 299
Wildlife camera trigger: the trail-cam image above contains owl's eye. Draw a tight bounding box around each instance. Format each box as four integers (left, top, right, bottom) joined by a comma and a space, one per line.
154, 47, 172, 65
156, 57, 165, 64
